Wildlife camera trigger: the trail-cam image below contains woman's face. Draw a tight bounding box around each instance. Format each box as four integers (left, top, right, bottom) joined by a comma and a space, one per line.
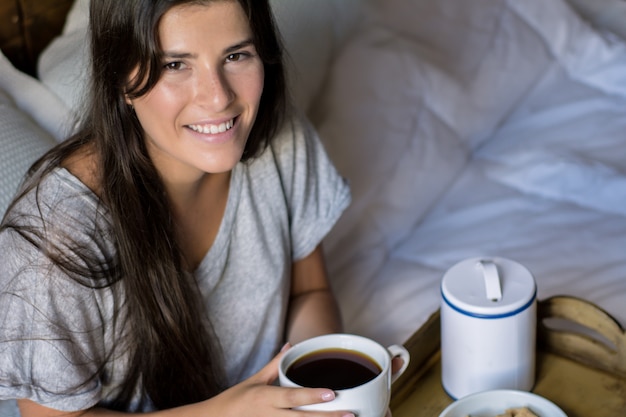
128, 1, 264, 185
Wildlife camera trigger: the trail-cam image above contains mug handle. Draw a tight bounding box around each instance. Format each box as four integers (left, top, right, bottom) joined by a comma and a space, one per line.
387, 344, 410, 383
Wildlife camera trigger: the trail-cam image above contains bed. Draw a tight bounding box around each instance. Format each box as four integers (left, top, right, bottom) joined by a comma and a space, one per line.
1, 0, 625, 354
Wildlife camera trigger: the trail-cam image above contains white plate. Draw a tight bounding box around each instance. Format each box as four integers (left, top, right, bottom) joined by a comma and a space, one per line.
438, 389, 567, 417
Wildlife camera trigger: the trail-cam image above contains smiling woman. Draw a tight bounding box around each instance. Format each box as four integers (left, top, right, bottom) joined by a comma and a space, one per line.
0, 1, 351, 417
129, 2, 265, 183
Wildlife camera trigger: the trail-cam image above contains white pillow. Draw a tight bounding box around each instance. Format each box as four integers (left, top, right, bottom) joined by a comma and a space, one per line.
363, 0, 574, 149
314, 0, 609, 273
0, 89, 56, 216
566, 0, 626, 39
313, 24, 470, 260
37, 0, 89, 115
270, 0, 366, 112
38, 0, 365, 115
0, 50, 71, 141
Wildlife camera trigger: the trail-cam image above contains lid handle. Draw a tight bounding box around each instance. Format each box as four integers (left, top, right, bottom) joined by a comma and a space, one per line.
478, 260, 502, 302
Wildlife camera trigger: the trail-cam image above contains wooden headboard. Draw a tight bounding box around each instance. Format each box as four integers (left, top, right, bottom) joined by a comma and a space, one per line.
0, 0, 75, 76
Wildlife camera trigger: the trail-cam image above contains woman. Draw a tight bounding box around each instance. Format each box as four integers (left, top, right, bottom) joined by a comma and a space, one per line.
0, 0, 352, 416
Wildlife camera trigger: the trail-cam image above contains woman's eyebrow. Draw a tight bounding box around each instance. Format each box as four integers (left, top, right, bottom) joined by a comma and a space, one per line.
163, 39, 255, 59
163, 51, 195, 59
224, 38, 255, 53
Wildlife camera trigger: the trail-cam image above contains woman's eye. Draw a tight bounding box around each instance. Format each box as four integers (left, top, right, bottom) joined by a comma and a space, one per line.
226, 53, 246, 62
164, 61, 183, 71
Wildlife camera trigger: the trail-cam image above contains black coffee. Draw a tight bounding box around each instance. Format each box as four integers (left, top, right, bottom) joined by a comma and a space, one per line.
286, 348, 381, 390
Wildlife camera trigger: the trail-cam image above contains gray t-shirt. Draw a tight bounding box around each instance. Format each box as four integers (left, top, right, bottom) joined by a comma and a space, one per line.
0, 114, 350, 412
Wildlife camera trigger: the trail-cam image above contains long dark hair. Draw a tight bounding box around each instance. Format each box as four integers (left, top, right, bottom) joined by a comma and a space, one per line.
2, 0, 286, 411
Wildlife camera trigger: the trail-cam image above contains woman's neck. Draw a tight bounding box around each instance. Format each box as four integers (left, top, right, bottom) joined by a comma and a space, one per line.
167, 170, 232, 271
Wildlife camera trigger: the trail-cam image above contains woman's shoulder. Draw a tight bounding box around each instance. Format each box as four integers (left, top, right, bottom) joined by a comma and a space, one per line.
259, 110, 323, 164
272, 109, 315, 144
6, 164, 104, 232
245, 109, 348, 195
1, 164, 114, 287
60, 141, 102, 197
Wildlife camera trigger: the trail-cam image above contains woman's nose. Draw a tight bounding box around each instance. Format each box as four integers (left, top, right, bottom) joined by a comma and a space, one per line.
196, 68, 234, 110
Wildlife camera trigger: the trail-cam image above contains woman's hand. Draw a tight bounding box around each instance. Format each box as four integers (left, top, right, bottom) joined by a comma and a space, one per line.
18, 349, 354, 417
207, 347, 354, 417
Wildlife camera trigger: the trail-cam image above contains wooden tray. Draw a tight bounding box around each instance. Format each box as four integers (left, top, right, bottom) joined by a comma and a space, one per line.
390, 296, 626, 417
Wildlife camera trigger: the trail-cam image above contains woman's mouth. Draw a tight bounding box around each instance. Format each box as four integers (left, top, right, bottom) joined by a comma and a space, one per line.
187, 118, 235, 134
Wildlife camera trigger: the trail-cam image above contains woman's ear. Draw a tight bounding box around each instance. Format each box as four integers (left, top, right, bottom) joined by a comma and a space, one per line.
125, 95, 135, 112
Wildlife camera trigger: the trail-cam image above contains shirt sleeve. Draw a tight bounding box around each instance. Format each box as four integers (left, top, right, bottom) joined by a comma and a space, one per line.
270, 112, 351, 261
0, 181, 113, 412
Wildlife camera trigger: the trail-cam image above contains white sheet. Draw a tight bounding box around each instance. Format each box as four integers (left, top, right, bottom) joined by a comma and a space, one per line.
316, 0, 626, 346
342, 162, 626, 346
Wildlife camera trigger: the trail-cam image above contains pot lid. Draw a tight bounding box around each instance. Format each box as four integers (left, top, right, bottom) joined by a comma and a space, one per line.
441, 257, 536, 317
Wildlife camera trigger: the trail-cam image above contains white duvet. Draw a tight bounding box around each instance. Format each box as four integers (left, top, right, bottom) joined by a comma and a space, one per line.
313, 0, 626, 345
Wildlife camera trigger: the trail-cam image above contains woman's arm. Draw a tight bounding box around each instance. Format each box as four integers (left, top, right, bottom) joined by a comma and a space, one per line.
286, 244, 343, 344
284, 245, 396, 417
16, 246, 345, 417
17, 349, 353, 417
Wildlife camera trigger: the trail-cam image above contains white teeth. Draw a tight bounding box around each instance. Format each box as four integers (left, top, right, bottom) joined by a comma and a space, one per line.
188, 119, 234, 134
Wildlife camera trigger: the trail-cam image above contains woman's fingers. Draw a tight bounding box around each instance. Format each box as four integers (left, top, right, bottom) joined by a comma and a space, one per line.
391, 356, 404, 374
252, 343, 291, 385
271, 387, 354, 417
269, 386, 336, 409
241, 345, 356, 416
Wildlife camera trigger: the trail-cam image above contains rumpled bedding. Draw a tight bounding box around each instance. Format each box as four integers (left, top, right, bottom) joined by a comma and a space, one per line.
315, 0, 626, 345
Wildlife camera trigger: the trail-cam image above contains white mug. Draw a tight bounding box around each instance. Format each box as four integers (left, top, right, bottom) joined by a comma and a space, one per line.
278, 333, 410, 417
